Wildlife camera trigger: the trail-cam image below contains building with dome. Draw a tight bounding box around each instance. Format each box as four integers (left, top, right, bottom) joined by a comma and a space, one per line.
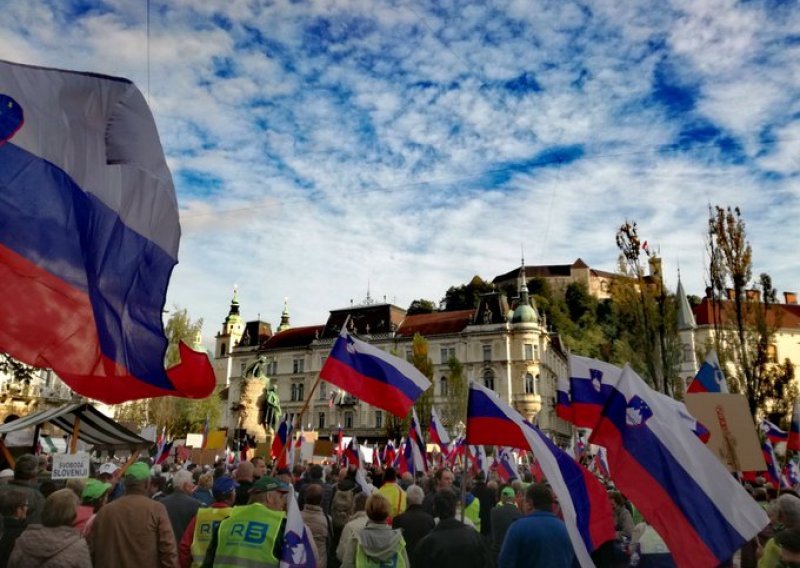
212, 267, 574, 447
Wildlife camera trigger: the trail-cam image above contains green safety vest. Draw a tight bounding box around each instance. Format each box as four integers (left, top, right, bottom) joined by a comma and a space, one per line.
191, 506, 233, 568
464, 498, 481, 532
214, 503, 285, 568
355, 536, 408, 568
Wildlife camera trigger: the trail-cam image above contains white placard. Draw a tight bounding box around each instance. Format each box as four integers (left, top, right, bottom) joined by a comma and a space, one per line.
51, 452, 91, 479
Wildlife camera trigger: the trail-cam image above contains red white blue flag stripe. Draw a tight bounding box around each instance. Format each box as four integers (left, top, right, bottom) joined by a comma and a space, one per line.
429, 407, 450, 450
687, 350, 728, 394
590, 364, 768, 568
761, 419, 788, 445
321, 330, 431, 417
467, 381, 615, 567
0, 60, 215, 404
789, 401, 800, 452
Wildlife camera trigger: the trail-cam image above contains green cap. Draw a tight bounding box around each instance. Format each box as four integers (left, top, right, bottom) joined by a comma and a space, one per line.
125, 462, 151, 481
250, 476, 291, 494
82, 479, 112, 502
501, 487, 516, 499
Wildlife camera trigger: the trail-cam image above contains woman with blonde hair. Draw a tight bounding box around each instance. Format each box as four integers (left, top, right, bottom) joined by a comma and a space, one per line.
9, 488, 92, 567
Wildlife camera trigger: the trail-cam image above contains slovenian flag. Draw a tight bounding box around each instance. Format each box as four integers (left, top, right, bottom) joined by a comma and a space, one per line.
762, 439, 785, 488
280, 490, 318, 568
320, 330, 432, 417
429, 407, 450, 451
788, 401, 800, 452
271, 415, 292, 468
0, 60, 215, 404
382, 440, 396, 467
494, 447, 519, 482
408, 408, 428, 473
590, 364, 769, 568
344, 436, 361, 468
467, 381, 616, 567
761, 419, 789, 445
687, 350, 728, 393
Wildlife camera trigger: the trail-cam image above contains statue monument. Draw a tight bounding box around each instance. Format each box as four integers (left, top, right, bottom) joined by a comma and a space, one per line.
242, 356, 281, 442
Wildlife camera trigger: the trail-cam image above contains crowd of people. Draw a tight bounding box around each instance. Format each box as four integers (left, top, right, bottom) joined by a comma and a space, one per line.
0, 453, 796, 567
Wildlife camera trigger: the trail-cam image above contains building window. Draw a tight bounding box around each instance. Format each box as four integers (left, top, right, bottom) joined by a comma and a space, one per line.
220, 343, 227, 357
319, 382, 327, 400
533, 344, 539, 360
318, 412, 326, 430
240, 362, 247, 376
440, 347, 456, 364
406, 349, 413, 362
440, 376, 448, 397
483, 344, 492, 362
375, 411, 383, 429
344, 411, 354, 429
320, 355, 327, 368
524, 344, 533, 360
267, 359, 278, 375
290, 384, 297, 402
767, 344, 778, 363
297, 383, 305, 401
483, 369, 495, 391
293, 358, 305, 374
525, 373, 535, 394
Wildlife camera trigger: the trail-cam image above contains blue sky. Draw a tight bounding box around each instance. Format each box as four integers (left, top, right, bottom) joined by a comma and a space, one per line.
3, 0, 800, 347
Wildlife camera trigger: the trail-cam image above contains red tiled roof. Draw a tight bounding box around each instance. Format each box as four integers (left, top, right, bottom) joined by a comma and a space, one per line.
693, 297, 800, 329
261, 325, 325, 350
395, 310, 474, 337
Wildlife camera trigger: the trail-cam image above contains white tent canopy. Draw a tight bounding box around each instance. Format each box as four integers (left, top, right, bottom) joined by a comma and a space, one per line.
0, 403, 150, 451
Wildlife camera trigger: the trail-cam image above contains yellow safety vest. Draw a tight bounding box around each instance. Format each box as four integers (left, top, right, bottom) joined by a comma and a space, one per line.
378, 483, 406, 518
464, 497, 481, 532
191, 506, 233, 568
355, 536, 408, 568
214, 503, 285, 568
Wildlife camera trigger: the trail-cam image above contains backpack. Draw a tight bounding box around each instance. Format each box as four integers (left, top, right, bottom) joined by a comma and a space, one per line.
331, 487, 355, 531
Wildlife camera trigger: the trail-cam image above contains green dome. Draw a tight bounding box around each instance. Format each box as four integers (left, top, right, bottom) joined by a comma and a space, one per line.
512, 303, 538, 324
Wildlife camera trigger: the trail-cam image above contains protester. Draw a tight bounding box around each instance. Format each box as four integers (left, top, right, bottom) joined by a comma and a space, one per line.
421, 468, 454, 516
163, 469, 203, 544
471, 472, 495, 538
299, 464, 334, 514
202, 476, 304, 567
192, 473, 214, 506
336, 492, 369, 566
0, 470, 13, 485
233, 461, 255, 505
462, 477, 481, 532
0, 490, 28, 568
392, 484, 434, 566
301, 484, 332, 568
97, 461, 124, 501
341, 493, 409, 568
0, 454, 45, 524
331, 467, 360, 550
631, 521, 675, 567
179, 476, 236, 568
759, 493, 800, 568
490, 486, 521, 561
499, 483, 575, 568
251, 456, 267, 480
9, 488, 91, 568
775, 527, 800, 567
87, 462, 178, 568
377, 467, 406, 519
77, 478, 111, 537
414, 488, 490, 568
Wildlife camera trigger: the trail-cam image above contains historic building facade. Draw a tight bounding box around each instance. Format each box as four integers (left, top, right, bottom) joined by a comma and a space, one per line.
213, 276, 574, 447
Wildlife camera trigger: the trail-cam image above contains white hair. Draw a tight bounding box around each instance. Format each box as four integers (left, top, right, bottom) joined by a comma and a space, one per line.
406, 484, 425, 506
173, 469, 194, 492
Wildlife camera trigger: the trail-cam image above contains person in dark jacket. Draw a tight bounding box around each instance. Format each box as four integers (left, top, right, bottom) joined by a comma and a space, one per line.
392, 485, 434, 566
471, 472, 496, 538
161, 469, 203, 544
0, 489, 28, 568
414, 488, 491, 568
299, 464, 334, 515
490, 486, 521, 560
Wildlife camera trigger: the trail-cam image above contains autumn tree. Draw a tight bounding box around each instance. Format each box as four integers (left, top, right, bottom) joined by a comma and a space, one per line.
707, 206, 795, 417
441, 276, 494, 311
442, 355, 468, 429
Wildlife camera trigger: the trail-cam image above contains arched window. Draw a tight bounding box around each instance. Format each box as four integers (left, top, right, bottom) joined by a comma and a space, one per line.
483, 369, 495, 391
525, 373, 535, 395
344, 411, 354, 429
440, 377, 448, 397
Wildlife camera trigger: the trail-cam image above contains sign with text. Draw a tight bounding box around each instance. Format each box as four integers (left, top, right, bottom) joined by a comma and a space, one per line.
51, 452, 91, 479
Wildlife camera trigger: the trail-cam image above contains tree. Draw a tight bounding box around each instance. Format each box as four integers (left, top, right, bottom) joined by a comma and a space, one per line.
614, 221, 680, 394
441, 276, 494, 311
407, 299, 437, 315
411, 333, 434, 433
443, 356, 468, 429
0, 353, 36, 382
706, 205, 795, 418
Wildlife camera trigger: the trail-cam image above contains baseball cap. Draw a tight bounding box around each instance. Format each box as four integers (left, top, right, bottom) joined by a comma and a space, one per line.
98, 463, 119, 476
213, 476, 239, 494
250, 476, 291, 494
125, 462, 151, 481
82, 479, 112, 502
501, 487, 516, 499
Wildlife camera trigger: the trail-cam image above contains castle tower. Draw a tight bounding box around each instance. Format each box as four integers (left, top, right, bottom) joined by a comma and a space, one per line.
215, 286, 245, 359
277, 297, 291, 333
676, 275, 697, 392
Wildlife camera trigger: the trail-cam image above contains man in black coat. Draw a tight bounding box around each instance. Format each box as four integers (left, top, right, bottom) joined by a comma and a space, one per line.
392, 485, 435, 566
414, 488, 492, 568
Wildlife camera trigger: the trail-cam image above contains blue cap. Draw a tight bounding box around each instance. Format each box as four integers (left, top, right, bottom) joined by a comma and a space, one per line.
213, 476, 238, 494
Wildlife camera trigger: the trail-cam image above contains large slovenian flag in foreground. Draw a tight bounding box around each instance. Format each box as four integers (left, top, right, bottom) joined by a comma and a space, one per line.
0, 60, 214, 403
590, 364, 768, 568
320, 330, 431, 416
467, 381, 616, 568
687, 349, 728, 393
